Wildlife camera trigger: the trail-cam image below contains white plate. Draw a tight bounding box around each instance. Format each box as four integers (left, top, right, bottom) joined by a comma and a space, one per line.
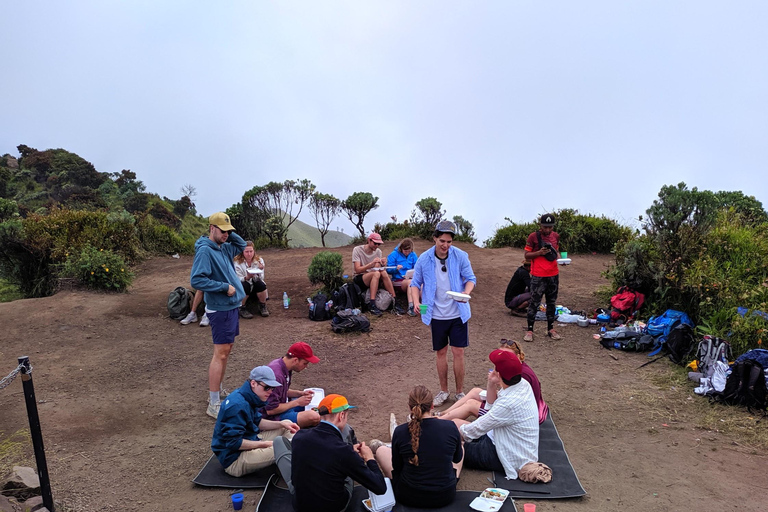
446, 291, 471, 302
469, 497, 505, 512
557, 258, 571, 265
247, 268, 264, 275
404, 269, 415, 279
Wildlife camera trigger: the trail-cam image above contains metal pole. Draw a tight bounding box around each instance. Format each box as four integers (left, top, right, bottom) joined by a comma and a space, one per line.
19, 356, 55, 512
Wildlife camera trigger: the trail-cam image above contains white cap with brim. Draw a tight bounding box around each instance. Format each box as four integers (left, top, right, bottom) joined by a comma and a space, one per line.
248, 366, 282, 387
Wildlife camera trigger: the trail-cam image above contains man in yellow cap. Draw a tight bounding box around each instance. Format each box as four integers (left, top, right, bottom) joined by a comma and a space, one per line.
190, 212, 247, 418
286, 394, 387, 512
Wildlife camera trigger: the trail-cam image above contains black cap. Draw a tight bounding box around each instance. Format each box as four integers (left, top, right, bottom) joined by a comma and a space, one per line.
540, 213, 555, 226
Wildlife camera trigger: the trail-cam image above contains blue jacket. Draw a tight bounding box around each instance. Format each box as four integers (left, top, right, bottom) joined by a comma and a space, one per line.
211, 379, 265, 468
190, 233, 246, 311
411, 245, 476, 325
387, 246, 418, 280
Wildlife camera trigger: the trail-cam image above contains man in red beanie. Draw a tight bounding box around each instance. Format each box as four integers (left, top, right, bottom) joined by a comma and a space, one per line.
264, 342, 322, 428
455, 349, 539, 480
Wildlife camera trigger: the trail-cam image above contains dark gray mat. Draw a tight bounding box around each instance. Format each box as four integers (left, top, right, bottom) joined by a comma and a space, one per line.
192, 453, 275, 488
256, 474, 519, 512
492, 412, 586, 499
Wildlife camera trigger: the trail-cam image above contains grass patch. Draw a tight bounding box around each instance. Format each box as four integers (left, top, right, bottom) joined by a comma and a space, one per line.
0, 278, 23, 302
0, 429, 32, 476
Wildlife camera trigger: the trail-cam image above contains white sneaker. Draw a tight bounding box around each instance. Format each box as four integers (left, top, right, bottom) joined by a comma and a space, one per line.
199, 313, 210, 327
206, 401, 220, 419
180, 311, 198, 325
433, 390, 450, 407
454, 392, 466, 401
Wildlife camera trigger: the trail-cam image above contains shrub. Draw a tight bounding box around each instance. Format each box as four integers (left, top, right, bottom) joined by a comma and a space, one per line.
136, 214, 193, 255
307, 251, 344, 292
62, 245, 134, 291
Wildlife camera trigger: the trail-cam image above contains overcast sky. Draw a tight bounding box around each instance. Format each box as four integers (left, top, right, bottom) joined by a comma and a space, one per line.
2, 1, 766, 243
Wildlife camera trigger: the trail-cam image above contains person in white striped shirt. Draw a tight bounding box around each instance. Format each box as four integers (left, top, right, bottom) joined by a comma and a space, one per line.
455, 349, 539, 480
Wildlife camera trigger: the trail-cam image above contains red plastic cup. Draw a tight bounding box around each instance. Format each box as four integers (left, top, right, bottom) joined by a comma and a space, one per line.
523, 504, 536, 512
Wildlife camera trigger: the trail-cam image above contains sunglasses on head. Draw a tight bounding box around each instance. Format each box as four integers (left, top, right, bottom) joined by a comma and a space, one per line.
258, 382, 273, 392
500, 339, 519, 348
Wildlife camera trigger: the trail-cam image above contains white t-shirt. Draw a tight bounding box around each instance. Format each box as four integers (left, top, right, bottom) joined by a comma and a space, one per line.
432, 256, 459, 320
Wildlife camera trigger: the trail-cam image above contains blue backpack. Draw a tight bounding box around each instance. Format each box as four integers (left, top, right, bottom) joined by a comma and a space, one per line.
646, 310, 694, 357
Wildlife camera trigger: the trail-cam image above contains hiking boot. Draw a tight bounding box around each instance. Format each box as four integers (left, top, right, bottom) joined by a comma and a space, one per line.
259, 303, 270, 317
548, 329, 563, 340
407, 306, 416, 317
389, 413, 397, 441
219, 385, 230, 398
393, 304, 405, 315
523, 331, 534, 342
433, 390, 450, 407
239, 307, 253, 319
206, 401, 221, 419
180, 311, 198, 325
454, 392, 466, 401
199, 313, 210, 327
368, 302, 383, 316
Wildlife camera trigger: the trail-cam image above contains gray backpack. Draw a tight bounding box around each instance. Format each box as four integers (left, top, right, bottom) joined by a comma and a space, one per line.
167, 286, 194, 319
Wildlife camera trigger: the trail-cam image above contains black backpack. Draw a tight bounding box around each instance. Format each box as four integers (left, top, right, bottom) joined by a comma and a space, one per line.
332, 282, 363, 311
664, 324, 697, 365
167, 286, 193, 320
714, 359, 767, 413
331, 310, 371, 333
308, 292, 330, 322
535, 231, 558, 262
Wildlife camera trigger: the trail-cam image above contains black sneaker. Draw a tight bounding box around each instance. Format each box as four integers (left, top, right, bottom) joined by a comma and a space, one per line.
367, 302, 383, 316
393, 304, 405, 315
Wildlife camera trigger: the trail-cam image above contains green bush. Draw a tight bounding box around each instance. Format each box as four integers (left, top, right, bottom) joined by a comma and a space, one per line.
136, 214, 193, 255
62, 245, 134, 291
307, 251, 344, 292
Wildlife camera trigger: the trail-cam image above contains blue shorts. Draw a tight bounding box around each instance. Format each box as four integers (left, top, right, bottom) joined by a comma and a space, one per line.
431, 317, 469, 351
208, 308, 240, 345
278, 405, 304, 423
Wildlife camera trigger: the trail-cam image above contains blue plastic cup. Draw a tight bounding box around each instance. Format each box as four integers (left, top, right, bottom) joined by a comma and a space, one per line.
231, 493, 244, 510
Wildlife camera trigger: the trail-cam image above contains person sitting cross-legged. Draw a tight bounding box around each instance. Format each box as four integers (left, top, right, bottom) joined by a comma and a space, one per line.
352, 232, 402, 316
263, 342, 323, 428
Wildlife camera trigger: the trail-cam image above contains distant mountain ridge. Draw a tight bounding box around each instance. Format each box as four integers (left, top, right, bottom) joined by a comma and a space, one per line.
286, 216, 352, 248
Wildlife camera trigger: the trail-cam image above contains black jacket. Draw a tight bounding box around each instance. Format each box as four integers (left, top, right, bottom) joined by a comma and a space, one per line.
504, 265, 531, 305
292, 421, 386, 512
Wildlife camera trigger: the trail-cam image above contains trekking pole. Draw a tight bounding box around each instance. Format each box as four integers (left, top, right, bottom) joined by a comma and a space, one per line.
19, 356, 55, 512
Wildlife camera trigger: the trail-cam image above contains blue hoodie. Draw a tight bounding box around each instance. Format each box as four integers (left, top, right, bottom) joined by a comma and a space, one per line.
386, 246, 418, 280
211, 379, 266, 468
190, 232, 246, 311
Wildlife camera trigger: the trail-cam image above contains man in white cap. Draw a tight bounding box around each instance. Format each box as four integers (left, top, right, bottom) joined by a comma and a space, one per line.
352, 232, 402, 315
190, 212, 247, 418
211, 365, 300, 477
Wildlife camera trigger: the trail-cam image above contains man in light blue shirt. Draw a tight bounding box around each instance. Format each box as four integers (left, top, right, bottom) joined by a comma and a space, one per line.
411, 220, 477, 406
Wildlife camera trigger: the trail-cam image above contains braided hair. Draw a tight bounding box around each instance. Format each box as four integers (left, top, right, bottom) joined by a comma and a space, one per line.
407, 385, 433, 466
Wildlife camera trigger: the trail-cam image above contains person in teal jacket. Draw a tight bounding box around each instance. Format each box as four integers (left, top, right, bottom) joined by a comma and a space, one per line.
411, 221, 476, 407
387, 238, 420, 316
190, 212, 247, 418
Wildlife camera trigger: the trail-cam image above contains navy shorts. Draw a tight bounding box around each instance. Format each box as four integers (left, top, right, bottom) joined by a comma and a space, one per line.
208, 308, 240, 345
430, 317, 469, 351
463, 434, 504, 472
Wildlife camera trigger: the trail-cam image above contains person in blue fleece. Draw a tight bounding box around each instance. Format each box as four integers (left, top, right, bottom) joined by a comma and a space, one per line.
211, 366, 299, 476
190, 212, 247, 418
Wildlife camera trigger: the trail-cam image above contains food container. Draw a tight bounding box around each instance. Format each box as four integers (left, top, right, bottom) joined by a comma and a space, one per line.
577, 317, 589, 327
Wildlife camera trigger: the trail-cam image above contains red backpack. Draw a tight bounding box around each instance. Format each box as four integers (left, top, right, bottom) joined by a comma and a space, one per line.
609, 286, 645, 323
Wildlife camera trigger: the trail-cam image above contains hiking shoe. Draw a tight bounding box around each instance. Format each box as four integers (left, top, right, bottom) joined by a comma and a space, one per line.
548, 329, 563, 340
180, 311, 198, 325
368, 302, 383, 316
389, 413, 397, 441
206, 401, 221, 419
219, 385, 230, 398
368, 439, 388, 456
454, 392, 466, 401
259, 303, 270, 317
407, 306, 416, 317
239, 307, 253, 319
199, 313, 210, 327
433, 390, 450, 407
523, 331, 534, 342
393, 304, 405, 315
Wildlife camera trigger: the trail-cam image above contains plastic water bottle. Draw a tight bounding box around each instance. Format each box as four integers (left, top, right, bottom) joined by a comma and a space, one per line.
352, 308, 361, 315
600, 326, 606, 334
325, 300, 333, 312
307, 298, 315, 314
283, 292, 290, 309
614, 342, 622, 349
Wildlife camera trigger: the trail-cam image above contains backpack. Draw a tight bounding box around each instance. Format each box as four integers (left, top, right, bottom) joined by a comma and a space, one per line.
330, 310, 371, 333
364, 289, 393, 311
714, 357, 767, 413
535, 231, 558, 262
695, 336, 732, 379
609, 286, 645, 323
332, 283, 363, 311
308, 292, 330, 322
664, 324, 697, 365
167, 286, 194, 320
599, 332, 654, 352
646, 310, 694, 341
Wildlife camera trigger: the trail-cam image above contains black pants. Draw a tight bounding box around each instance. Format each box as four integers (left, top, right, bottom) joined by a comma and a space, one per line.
527, 274, 559, 330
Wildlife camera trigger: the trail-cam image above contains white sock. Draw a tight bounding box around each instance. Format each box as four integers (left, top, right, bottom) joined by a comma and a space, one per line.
210, 391, 220, 404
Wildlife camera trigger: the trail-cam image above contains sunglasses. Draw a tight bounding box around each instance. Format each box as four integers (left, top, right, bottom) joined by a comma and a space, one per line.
438, 256, 447, 272
258, 382, 274, 392
500, 339, 520, 348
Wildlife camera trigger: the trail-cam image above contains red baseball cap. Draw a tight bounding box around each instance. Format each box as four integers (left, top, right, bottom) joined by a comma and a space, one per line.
489, 349, 522, 380
288, 342, 320, 363
367, 232, 383, 244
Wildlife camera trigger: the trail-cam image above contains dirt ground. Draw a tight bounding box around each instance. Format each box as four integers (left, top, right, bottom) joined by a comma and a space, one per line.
1, 240, 767, 512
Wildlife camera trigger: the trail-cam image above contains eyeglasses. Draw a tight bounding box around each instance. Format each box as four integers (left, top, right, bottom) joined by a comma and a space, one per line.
258, 382, 274, 392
